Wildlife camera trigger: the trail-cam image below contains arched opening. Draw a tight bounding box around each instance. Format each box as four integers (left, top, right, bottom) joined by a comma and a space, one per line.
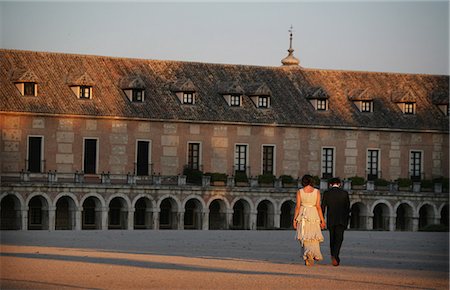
82, 197, 102, 230
280, 200, 295, 229
419, 204, 434, 230
395, 203, 413, 231
134, 197, 153, 229
28, 196, 49, 230
1, 195, 22, 230
108, 197, 128, 230
373, 203, 389, 231
159, 198, 178, 229
184, 199, 203, 230
232, 199, 251, 230
209, 199, 226, 230
350, 202, 367, 230
440, 204, 449, 227
55, 196, 76, 230
257, 200, 274, 229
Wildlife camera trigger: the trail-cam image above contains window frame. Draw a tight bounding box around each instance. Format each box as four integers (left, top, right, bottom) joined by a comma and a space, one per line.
230, 94, 241, 107
366, 149, 380, 181
187, 141, 201, 170
27, 135, 44, 173
24, 82, 36, 96
321, 147, 335, 179
404, 102, 415, 114
79, 86, 92, 99
361, 100, 373, 112
132, 89, 144, 102
82, 137, 99, 174
234, 144, 249, 174
135, 139, 151, 176
262, 144, 276, 175
258, 96, 269, 108
183, 92, 195, 104
409, 150, 423, 181
316, 99, 327, 111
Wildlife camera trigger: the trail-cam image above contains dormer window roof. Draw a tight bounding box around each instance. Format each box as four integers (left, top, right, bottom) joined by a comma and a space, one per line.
121, 76, 145, 103
247, 83, 272, 108
348, 88, 374, 113
218, 81, 244, 107
67, 72, 94, 100
305, 87, 329, 111
171, 79, 197, 105
391, 90, 417, 115
11, 69, 39, 97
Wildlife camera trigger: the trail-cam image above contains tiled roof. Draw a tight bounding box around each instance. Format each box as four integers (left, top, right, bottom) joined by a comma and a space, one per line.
0, 49, 448, 131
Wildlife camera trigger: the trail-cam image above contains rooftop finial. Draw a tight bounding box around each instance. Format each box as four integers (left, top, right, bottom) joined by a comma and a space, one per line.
281, 25, 300, 66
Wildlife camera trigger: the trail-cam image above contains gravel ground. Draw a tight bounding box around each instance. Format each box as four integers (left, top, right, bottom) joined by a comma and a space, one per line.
1, 230, 448, 289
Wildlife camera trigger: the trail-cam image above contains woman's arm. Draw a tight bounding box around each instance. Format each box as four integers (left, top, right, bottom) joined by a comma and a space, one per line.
316, 190, 326, 229
293, 190, 301, 229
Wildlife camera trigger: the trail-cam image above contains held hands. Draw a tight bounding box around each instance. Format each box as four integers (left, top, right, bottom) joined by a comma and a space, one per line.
293, 219, 298, 230
320, 220, 326, 230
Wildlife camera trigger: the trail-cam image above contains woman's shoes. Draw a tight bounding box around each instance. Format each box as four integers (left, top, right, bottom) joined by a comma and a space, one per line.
305, 258, 314, 266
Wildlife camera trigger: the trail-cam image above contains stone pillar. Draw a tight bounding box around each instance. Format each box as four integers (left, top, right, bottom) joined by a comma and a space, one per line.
366, 215, 374, 230
48, 206, 56, 231
412, 217, 419, 232
226, 209, 233, 230
273, 210, 281, 229
101, 206, 108, 230
21, 208, 28, 230
389, 216, 396, 231
153, 209, 160, 230
75, 207, 82, 230
178, 210, 185, 230
202, 209, 209, 230
146, 208, 153, 229
250, 210, 257, 230
127, 209, 135, 230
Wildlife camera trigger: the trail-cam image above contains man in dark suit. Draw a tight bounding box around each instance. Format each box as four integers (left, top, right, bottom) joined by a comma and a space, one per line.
321, 177, 350, 266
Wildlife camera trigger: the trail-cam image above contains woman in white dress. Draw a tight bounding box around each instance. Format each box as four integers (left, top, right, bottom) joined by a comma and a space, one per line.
293, 174, 326, 266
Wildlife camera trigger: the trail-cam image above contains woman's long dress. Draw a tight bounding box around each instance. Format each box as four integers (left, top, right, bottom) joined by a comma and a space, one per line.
296, 188, 324, 261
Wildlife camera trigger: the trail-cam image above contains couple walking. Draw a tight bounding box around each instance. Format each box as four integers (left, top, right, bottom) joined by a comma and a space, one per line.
293, 175, 350, 266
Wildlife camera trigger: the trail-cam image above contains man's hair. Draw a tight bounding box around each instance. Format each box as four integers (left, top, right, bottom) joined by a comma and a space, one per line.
329, 177, 341, 185
301, 174, 314, 187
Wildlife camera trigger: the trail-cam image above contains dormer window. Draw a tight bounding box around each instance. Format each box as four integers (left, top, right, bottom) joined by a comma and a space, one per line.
11, 69, 39, 97
404, 102, 415, 114
79, 86, 92, 99
361, 101, 373, 112
132, 89, 144, 102
431, 91, 449, 116
24, 82, 36, 96
183, 92, 194, 104
230, 94, 241, 106
305, 87, 329, 111
258, 96, 269, 108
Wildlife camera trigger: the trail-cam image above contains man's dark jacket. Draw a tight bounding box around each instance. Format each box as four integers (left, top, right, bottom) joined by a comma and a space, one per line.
321, 186, 350, 227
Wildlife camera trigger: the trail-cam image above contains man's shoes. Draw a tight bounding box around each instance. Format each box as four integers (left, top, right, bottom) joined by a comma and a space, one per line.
331, 256, 339, 266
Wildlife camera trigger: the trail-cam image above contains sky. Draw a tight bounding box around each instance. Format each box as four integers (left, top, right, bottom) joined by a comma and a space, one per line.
0, 1, 448, 75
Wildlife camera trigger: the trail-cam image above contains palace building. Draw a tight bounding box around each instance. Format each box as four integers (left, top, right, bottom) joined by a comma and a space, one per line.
0, 35, 448, 232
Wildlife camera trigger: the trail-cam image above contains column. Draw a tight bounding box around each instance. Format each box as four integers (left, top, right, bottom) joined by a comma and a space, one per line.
250, 210, 257, 230
389, 216, 396, 231
101, 206, 108, 230
178, 210, 185, 230
412, 216, 419, 232
366, 215, 374, 230
127, 209, 135, 230
48, 206, 56, 231
226, 209, 233, 230
273, 210, 281, 229
21, 208, 28, 230
75, 206, 82, 230
202, 209, 209, 230
152, 208, 160, 230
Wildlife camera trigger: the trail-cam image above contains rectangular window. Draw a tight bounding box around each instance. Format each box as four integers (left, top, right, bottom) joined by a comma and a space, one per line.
132, 89, 143, 102
79, 86, 91, 99
24, 82, 36, 96
136, 140, 150, 176
361, 101, 372, 112
317, 99, 327, 110
321, 147, 334, 179
262, 145, 274, 175
235, 144, 248, 173
28, 136, 43, 173
367, 149, 379, 181
188, 142, 200, 170
183, 92, 194, 104
83, 138, 97, 174
230, 94, 241, 106
258, 96, 269, 108
410, 151, 422, 181
404, 102, 415, 114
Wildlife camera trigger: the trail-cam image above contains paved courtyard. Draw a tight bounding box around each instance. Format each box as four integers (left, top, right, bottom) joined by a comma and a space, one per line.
1, 230, 448, 289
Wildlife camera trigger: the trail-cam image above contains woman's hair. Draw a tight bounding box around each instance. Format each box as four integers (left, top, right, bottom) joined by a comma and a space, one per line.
301, 174, 315, 187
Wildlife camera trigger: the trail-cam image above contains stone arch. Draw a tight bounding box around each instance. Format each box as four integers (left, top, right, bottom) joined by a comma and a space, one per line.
208, 196, 229, 230
394, 201, 415, 231
255, 198, 276, 229
416, 202, 438, 218
1, 192, 25, 208
371, 200, 392, 231
350, 202, 368, 230
230, 196, 255, 213
231, 197, 252, 230
108, 196, 129, 230
26, 193, 51, 230
279, 198, 295, 229
0, 193, 24, 230
133, 194, 154, 230
54, 193, 78, 230
158, 196, 180, 230
81, 195, 103, 230
183, 196, 204, 230
417, 202, 437, 230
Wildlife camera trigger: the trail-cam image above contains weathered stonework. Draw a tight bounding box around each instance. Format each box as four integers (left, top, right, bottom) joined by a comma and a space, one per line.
32, 118, 45, 129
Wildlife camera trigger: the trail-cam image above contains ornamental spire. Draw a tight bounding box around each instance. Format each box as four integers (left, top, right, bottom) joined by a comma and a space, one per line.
281, 25, 300, 66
